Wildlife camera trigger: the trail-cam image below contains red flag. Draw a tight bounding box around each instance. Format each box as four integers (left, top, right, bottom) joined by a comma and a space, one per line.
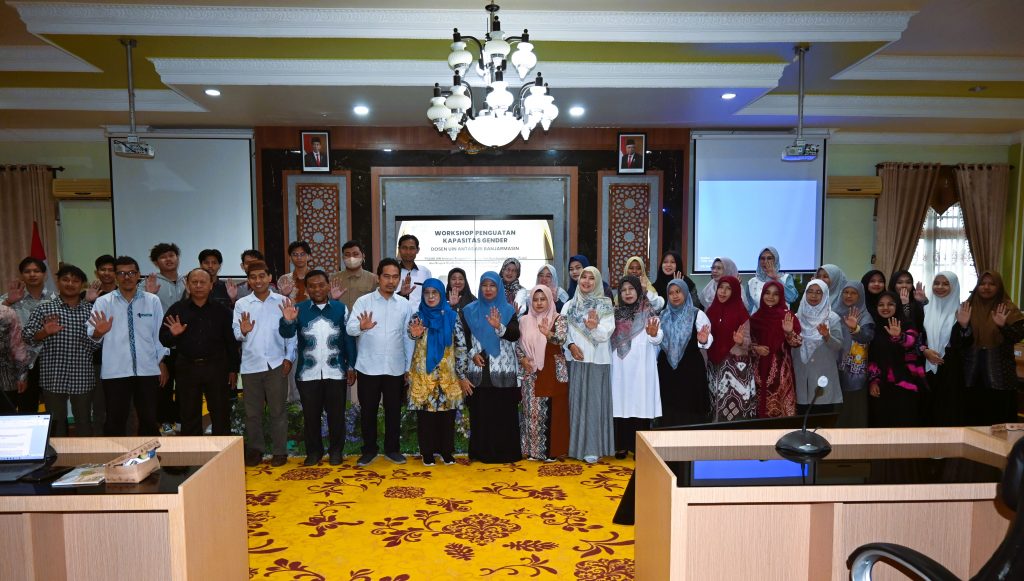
30, 221, 47, 260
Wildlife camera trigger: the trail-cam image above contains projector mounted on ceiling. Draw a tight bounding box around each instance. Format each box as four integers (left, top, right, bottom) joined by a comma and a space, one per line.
782, 45, 816, 163
113, 38, 154, 160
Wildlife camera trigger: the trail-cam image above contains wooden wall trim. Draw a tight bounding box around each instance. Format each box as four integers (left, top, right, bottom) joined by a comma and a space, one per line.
280, 169, 351, 269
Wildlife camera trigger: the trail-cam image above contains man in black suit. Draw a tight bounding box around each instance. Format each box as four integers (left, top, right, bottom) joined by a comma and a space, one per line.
305, 137, 327, 168
620, 138, 641, 170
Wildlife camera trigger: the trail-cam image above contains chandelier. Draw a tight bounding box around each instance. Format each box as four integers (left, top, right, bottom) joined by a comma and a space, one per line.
427, 2, 558, 148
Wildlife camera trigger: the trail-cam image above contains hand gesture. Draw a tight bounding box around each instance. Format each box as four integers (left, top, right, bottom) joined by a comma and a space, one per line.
884, 316, 901, 338
923, 348, 944, 366
5, 280, 25, 304
675, 271, 684, 281
162, 314, 188, 336
899, 287, 910, 305
992, 302, 1009, 327
764, 258, 778, 279
645, 316, 660, 337
568, 344, 584, 361
277, 277, 295, 298
913, 281, 927, 303
41, 314, 63, 337
520, 356, 534, 374
330, 280, 346, 301
513, 300, 522, 314
409, 318, 425, 338
448, 288, 461, 307
145, 273, 161, 294
279, 298, 298, 322
538, 316, 552, 337
89, 310, 113, 337
753, 344, 769, 357
843, 307, 860, 331
239, 311, 255, 335
956, 302, 972, 328
85, 280, 100, 303
459, 377, 474, 396
584, 308, 599, 330
357, 311, 376, 331
782, 311, 795, 334
400, 273, 413, 296
732, 328, 744, 346
696, 324, 710, 344
817, 322, 830, 339
487, 306, 502, 329
226, 280, 238, 301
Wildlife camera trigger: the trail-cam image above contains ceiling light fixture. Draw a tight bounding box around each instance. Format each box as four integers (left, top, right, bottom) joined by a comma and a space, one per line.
568, 106, 585, 117
204, 88, 221, 97
353, 105, 370, 116
721, 92, 736, 100
427, 2, 557, 147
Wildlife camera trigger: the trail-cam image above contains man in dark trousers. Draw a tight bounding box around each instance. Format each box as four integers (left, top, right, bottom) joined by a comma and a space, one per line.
160, 268, 239, 436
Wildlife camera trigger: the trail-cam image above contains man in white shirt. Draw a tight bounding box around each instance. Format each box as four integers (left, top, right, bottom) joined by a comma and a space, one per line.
346, 258, 414, 467
87, 256, 169, 436
233, 260, 296, 467
145, 242, 187, 433
396, 234, 431, 309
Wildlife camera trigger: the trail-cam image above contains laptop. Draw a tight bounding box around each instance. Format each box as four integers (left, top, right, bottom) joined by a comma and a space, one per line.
0, 413, 52, 482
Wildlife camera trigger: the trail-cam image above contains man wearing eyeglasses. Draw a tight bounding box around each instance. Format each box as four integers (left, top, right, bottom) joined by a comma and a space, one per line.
277, 241, 312, 303
87, 255, 169, 436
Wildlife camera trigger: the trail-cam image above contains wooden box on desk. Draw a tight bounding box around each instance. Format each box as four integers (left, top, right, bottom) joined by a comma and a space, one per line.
103, 440, 160, 483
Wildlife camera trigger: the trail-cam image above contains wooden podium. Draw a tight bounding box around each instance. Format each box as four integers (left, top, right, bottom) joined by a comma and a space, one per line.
0, 436, 247, 581
635, 427, 1016, 581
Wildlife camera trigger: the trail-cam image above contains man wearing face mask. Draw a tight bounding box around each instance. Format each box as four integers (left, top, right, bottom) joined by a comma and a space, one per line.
330, 240, 378, 312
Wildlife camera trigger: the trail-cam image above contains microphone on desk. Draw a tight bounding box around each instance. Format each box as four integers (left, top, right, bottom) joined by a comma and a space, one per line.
775, 376, 833, 462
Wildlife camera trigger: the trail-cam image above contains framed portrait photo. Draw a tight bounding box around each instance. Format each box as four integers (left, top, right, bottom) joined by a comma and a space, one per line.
617, 132, 646, 175
301, 131, 330, 172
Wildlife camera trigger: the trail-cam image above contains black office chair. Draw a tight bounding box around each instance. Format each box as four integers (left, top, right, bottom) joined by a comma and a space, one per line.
848, 436, 1024, 581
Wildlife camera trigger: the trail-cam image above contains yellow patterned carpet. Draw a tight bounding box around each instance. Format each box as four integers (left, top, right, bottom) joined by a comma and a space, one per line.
245, 456, 636, 580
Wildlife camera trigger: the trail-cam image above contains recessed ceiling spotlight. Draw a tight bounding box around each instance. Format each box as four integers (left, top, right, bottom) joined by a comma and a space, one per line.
968, 85, 987, 93
569, 106, 585, 117
721, 92, 736, 100
353, 105, 370, 115
204, 88, 221, 97
383, 148, 393, 152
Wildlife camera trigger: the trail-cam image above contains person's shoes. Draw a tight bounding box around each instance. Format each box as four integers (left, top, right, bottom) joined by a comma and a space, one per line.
270, 455, 288, 467
303, 454, 322, 466
329, 453, 344, 466
583, 455, 598, 464
544, 456, 558, 463
422, 456, 435, 467
244, 448, 263, 467
440, 453, 456, 465
615, 450, 627, 460
356, 453, 377, 467
385, 452, 407, 464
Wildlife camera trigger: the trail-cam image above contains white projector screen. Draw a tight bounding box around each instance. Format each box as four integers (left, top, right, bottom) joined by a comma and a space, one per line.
110, 136, 255, 277
692, 134, 826, 273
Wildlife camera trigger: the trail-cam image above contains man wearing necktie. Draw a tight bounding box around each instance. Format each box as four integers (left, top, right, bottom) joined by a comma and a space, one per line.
620, 138, 640, 170
305, 136, 327, 168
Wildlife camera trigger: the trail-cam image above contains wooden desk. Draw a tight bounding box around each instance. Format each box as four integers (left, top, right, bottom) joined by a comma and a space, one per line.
635, 428, 1014, 581
0, 436, 247, 581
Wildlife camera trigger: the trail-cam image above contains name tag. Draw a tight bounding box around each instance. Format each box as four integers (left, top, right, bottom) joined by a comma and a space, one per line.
137, 312, 153, 318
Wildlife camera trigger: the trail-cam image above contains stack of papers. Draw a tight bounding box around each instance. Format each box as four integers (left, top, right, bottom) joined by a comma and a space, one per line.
52, 464, 106, 487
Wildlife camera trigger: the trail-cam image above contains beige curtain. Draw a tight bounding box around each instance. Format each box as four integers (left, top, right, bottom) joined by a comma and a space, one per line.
875, 162, 941, 277
0, 165, 57, 278
956, 163, 1010, 275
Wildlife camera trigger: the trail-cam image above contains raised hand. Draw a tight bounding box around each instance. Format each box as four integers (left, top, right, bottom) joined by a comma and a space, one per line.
357, 311, 376, 331
913, 281, 927, 303
675, 271, 684, 281
753, 344, 769, 357
817, 322, 830, 339
899, 287, 910, 305
645, 316, 660, 337
409, 317, 425, 338
330, 280, 346, 301
992, 303, 1009, 327
584, 308, 599, 330
487, 306, 502, 329
162, 314, 188, 336
401, 273, 413, 296
41, 314, 63, 337
145, 273, 161, 294
448, 288, 460, 307
956, 302, 972, 328
782, 311, 795, 334
226, 280, 238, 301
884, 316, 902, 338
239, 311, 255, 335
696, 324, 710, 344
843, 307, 860, 331
279, 298, 299, 321
5, 280, 25, 304
85, 280, 100, 303
765, 258, 778, 279
89, 311, 114, 338
732, 328, 744, 346
538, 316, 552, 337
277, 277, 295, 298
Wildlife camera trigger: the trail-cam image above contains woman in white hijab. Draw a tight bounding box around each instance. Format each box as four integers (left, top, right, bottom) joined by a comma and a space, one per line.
792, 279, 843, 414
922, 271, 963, 425
515, 264, 570, 315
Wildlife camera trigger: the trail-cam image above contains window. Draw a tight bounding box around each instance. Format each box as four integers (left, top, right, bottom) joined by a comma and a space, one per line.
909, 203, 975, 302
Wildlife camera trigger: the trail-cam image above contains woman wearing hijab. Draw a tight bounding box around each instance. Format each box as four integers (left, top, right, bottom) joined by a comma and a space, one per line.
445, 267, 476, 314
654, 250, 702, 309
707, 276, 758, 421
744, 247, 799, 314
657, 279, 713, 426
561, 266, 615, 463
816, 264, 849, 310
889, 270, 928, 331
792, 279, 844, 414
950, 271, 1024, 425
750, 281, 801, 418
700, 257, 747, 311
407, 278, 469, 466
861, 270, 887, 315
834, 281, 875, 428
462, 272, 522, 463
867, 291, 928, 427
622, 256, 666, 311
921, 272, 964, 426
567, 255, 613, 300
516, 285, 569, 461
610, 276, 663, 459
515, 264, 570, 315
500, 258, 524, 306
